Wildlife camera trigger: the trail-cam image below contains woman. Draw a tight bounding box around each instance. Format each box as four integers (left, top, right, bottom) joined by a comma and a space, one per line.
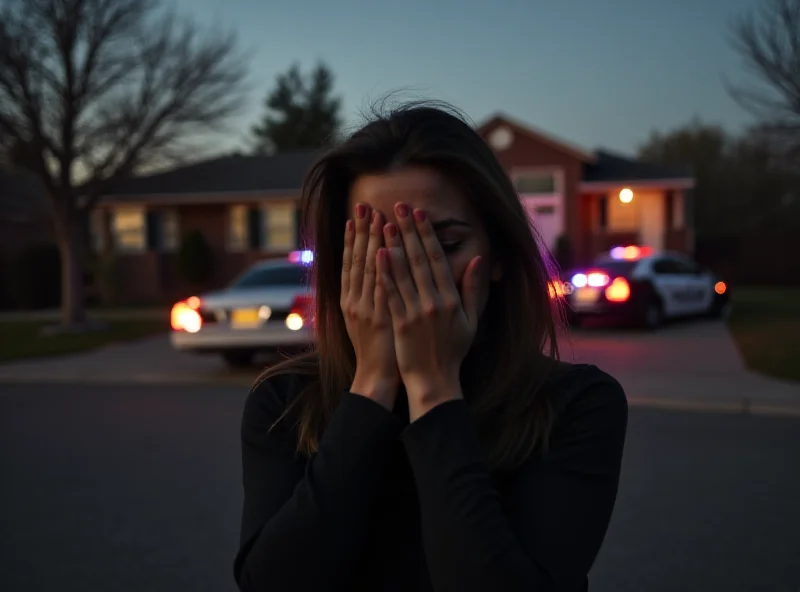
234, 102, 627, 592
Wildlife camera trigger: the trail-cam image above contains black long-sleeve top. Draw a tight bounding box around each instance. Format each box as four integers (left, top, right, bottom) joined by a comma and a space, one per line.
234, 362, 628, 592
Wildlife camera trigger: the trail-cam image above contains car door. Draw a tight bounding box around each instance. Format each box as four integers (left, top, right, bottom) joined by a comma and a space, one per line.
672, 257, 714, 314
649, 258, 686, 317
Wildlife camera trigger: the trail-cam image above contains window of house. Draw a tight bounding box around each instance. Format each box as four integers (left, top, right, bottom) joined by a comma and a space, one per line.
262, 203, 298, 251
145, 209, 180, 252
228, 205, 250, 251
513, 171, 558, 195
227, 203, 299, 252
111, 207, 146, 252
161, 209, 179, 251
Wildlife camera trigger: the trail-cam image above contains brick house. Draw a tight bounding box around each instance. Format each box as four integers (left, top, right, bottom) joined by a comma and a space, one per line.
92, 114, 693, 304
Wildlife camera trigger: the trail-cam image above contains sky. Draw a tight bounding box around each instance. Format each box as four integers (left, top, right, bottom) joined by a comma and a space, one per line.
172, 0, 764, 156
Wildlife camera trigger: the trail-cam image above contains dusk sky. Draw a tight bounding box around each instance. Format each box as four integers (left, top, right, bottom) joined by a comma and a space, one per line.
173, 0, 764, 156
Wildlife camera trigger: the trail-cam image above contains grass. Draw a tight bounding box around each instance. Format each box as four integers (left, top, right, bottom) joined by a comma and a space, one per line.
728, 287, 800, 382
0, 318, 166, 363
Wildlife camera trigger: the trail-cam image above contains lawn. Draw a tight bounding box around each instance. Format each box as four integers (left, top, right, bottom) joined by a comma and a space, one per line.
728, 287, 800, 382
0, 318, 166, 363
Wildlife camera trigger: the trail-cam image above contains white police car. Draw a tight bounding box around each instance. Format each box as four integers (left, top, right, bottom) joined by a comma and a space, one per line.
169, 251, 314, 367
558, 245, 731, 329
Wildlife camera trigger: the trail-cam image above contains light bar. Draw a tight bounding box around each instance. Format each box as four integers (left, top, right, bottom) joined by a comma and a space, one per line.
288, 250, 314, 265
609, 245, 652, 260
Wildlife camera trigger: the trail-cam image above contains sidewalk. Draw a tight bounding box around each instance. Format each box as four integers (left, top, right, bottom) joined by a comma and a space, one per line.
0, 308, 168, 322
561, 320, 800, 417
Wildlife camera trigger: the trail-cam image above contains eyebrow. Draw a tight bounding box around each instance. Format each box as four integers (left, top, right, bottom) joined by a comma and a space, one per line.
432, 218, 472, 231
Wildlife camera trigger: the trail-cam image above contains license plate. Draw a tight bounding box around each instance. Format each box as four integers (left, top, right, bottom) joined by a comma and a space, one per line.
231, 308, 261, 328
574, 287, 600, 304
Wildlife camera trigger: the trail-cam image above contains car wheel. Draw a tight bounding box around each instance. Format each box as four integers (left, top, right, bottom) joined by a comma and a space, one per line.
641, 299, 663, 330
221, 350, 255, 368
707, 299, 732, 320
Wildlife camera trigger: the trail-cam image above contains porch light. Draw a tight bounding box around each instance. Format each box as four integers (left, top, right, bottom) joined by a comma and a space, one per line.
619, 188, 634, 203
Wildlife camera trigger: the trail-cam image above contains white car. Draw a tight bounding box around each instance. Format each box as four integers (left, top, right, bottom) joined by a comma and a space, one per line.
169, 251, 314, 367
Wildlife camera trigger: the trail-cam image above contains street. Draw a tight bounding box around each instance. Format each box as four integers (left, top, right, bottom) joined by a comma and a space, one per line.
1, 382, 799, 592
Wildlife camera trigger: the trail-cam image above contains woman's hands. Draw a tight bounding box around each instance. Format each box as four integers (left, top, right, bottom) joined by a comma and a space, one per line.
377, 203, 482, 421
342, 204, 399, 411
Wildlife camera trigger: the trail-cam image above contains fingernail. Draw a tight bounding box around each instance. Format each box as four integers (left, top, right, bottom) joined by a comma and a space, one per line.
395, 203, 409, 218
346, 219, 353, 232
356, 204, 366, 219
384, 223, 397, 237
371, 210, 379, 223
413, 209, 426, 223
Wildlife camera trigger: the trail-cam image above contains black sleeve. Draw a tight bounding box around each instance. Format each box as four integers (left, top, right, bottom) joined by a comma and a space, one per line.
234, 376, 404, 591
400, 366, 628, 591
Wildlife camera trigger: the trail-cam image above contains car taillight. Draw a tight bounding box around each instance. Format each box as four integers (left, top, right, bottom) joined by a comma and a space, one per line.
170, 297, 203, 333
286, 294, 313, 331
605, 277, 630, 302
715, 281, 727, 295
571, 270, 610, 288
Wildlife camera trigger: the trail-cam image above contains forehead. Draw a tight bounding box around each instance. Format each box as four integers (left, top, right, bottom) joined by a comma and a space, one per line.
348, 166, 470, 221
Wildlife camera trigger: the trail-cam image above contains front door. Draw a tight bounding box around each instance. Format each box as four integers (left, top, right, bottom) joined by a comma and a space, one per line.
638, 191, 664, 251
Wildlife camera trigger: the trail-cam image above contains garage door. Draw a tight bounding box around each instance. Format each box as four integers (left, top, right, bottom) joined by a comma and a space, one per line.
522, 196, 563, 253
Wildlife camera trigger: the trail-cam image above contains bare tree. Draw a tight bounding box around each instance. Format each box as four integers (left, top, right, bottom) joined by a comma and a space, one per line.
0, 0, 248, 326
727, 0, 800, 156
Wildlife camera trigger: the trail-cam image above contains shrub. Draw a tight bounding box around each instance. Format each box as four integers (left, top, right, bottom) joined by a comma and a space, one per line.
12, 243, 61, 309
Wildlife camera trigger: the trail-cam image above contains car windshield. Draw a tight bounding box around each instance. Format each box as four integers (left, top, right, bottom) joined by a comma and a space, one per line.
592, 259, 638, 275
229, 264, 307, 288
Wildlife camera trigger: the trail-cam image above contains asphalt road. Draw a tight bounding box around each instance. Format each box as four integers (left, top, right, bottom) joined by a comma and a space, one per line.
1, 383, 799, 592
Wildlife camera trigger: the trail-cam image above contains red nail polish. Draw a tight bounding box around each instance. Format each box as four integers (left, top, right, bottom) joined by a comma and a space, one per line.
371, 210, 378, 223
356, 204, 366, 219
395, 203, 409, 217
385, 223, 397, 237
413, 209, 426, 223
346, 219, 353, 232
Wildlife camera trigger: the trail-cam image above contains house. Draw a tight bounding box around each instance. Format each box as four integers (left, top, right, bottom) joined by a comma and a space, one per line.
93, 114, 693, 304
478, 114, 694, 266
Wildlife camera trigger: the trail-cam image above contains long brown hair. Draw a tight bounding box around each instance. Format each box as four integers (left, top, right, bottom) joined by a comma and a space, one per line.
257, 100, 565, 470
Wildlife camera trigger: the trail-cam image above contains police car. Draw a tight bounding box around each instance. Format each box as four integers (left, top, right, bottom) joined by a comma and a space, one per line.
169, 251, 314, 367
558, 245, 731, 329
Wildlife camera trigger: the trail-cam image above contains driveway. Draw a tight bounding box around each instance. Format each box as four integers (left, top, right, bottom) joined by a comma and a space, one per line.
0, 319, 798, 415
562, 319, 800, 413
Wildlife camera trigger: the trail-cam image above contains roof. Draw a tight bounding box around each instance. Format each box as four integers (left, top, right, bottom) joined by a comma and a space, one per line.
477, 112, 595, 162
104, 151, 321, 199
583, 150, 692, 183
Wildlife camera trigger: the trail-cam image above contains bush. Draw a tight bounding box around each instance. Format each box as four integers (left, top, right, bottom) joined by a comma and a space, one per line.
11, 243, 61, 309
86, 250, 123, 306
178, 230, 214, 285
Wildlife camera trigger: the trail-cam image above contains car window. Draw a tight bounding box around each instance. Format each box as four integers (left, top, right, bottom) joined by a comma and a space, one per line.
652, 259, 682, 275
594, 260, 638, 275
672, 258, 700, 274
230, 265, 307, 288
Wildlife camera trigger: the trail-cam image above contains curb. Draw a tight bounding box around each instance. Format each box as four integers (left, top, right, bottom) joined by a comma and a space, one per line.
627, 396, 800, 419
2, 375, 800, 419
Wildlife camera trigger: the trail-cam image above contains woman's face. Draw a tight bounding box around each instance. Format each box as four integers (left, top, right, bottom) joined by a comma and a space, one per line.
347, 166, 501, 318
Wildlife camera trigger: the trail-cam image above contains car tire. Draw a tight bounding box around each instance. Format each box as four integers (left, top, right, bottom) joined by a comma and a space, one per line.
640, 299, 663, 331
221, 350, 255, 368
707, 299, 732, 320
